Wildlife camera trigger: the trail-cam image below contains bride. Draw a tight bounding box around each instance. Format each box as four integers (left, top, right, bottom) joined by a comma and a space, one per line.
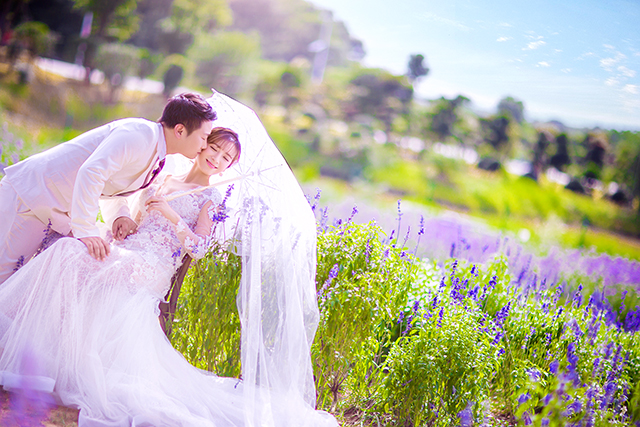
0, 109, 337, 426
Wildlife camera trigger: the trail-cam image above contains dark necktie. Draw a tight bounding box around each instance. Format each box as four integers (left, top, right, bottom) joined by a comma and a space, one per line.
115, 158, 165, 197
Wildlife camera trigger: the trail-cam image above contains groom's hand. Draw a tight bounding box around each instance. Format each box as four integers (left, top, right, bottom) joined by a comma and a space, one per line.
113, 216, 138, 241
79, 236, 110, 261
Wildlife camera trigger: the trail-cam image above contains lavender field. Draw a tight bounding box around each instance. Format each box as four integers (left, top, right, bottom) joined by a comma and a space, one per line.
303, 185, 640, 426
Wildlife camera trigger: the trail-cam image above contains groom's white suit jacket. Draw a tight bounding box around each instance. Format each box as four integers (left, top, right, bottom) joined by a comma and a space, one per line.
4, 118, 166, 239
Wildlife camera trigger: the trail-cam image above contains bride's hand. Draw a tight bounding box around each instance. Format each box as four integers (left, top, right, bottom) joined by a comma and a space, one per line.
113, 216, 138, 241
145, 196, 180, 224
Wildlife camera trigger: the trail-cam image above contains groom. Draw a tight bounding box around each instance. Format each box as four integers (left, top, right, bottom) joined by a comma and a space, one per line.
0, 92, 216, 285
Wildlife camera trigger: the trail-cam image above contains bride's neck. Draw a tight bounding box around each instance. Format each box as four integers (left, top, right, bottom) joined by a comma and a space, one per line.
182, 167, 210, 187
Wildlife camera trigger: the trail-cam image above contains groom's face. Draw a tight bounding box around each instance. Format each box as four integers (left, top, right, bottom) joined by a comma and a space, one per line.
181, 121, 215, 159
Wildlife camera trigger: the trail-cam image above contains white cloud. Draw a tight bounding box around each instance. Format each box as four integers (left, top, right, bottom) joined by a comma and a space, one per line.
618, 66, 636, 78
578, 52, 596, 59
603, 44, 616, 50
496, 36, 511, 42
605, 77, 619, 86
623, 84, 638, 95
524, 40, 546, 50
600, 58, 617, 70
561, 68, 572, 73
600, 52, 628, 71
537, 61, 551, 67
498, 22, 512, 27
525, 32, 544, 40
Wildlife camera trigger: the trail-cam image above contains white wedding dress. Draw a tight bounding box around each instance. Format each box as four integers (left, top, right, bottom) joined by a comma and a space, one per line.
0, 183, 335, 427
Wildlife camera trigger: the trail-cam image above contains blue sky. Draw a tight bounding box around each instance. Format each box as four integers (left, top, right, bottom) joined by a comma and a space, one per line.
309, 0, 640, 130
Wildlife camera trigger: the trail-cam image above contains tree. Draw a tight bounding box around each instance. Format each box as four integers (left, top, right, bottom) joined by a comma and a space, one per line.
427, 95, 469, 142
228, 0, 361, 66
346, 70, 413, 134
11, 20, 57, 61
156, 0, 231, 55
581, 131, 608, 181
607, 130, 640, 214
527, 130, 553, 181
480, 115, 511, 155
187, 30, 261, 96
71, 0, 140, 81
407, 53, 429, 84
497, 96, 524, 124
9, 20, 58, 83
92, 42, 140, 102
549, 133, 571, 171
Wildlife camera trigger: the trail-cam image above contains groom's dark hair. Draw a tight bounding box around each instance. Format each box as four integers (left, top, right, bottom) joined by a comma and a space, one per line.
159, 92, 216, 134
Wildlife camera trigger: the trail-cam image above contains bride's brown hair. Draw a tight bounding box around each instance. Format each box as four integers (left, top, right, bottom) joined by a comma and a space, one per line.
208, 127, 241, 166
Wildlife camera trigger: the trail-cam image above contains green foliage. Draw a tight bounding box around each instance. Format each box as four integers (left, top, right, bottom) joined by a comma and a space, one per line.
187, 30, 261, 96
313, 220, 417, 410
373, 304, 494, 426
346, 68, 413, 132
72, 0, 140, 42
93, 43, 141, 83
12, 21, 58, 60
166, 0, 232, 35
170, 246, 243, 377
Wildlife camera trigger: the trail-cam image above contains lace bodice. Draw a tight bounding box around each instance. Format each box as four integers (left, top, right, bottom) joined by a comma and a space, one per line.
112, 183, 223, 292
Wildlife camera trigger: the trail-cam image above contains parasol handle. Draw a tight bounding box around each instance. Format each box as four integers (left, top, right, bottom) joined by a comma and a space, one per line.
163, 164, 284, 201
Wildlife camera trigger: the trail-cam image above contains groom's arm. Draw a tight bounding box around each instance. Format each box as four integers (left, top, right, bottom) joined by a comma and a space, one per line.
70, 124, 155, 241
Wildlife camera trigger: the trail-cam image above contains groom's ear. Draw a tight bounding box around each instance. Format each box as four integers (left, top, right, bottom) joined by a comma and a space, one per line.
174, 123, 186, 139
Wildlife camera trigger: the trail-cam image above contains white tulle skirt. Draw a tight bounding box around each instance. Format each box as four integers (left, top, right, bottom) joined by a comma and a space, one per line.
0, 238, 334, 427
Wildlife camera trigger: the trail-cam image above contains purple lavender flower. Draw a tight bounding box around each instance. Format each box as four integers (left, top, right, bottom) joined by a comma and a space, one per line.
625, 308, 640, 333
494, 302, 511, 328
592, 357, 600, 377
412, 300, 420, 313
567, 399, 582, 415
522, 411, 532, 426
364, 236, 372, 264
437, 306, 444, 327
601, 380, 617, 409
569, 318, 583, 339
347, 205, 358, 222
12, 255, 25, 273
527, 368, 541, 382
572, 284, 583, 308
307, 188, 321, 213
458, 403, 473, 427
492, 331, 504, 346
518, 392, 530, 405
397, 310, 405, 325
489, 275, 497, 289
318, 264, 339, 298
549, 360, 559, 375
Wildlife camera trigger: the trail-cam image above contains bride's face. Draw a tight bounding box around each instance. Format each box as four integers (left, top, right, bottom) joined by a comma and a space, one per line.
195, 140, 238, 176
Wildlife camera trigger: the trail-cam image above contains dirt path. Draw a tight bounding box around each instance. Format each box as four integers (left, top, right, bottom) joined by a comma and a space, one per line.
0, 389, 78, 426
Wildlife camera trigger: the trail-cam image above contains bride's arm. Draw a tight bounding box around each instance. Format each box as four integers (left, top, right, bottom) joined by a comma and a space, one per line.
145, 196, 216, 260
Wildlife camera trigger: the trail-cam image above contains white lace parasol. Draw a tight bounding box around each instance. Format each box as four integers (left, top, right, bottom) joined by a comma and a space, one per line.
205, 90, 335, 426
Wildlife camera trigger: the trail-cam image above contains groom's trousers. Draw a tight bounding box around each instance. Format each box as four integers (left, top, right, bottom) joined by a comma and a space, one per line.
0, 178, 48, 285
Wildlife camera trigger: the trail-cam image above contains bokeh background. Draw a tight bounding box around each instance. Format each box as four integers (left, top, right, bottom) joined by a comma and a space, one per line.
1, 1, 640, 425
